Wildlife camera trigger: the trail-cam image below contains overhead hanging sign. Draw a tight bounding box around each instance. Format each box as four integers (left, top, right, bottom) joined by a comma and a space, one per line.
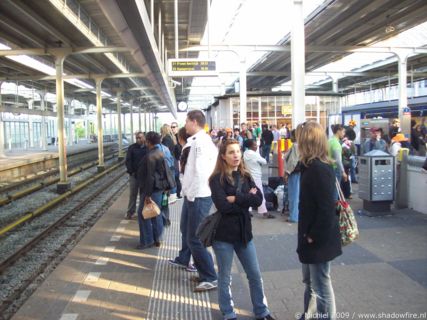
169, 59, 217, 77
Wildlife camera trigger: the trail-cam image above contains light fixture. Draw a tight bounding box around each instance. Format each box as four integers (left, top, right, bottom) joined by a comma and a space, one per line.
385, 25, 395, 33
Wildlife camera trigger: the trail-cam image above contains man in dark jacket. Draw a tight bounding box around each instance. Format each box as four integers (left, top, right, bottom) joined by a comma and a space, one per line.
125, 131, 147, 219
261, 124, 274, 163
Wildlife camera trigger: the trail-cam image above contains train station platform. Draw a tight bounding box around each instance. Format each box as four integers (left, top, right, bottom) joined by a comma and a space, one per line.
0, 143, 109, 168
11, 185, 427, 320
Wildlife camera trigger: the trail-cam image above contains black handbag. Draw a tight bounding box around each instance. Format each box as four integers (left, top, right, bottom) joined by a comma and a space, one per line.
196, 175, 243, 247
196, 211, 222, 247
154, 158, 177, 191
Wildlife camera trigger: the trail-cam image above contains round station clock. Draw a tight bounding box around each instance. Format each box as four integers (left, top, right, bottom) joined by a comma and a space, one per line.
177, 101, 188, 112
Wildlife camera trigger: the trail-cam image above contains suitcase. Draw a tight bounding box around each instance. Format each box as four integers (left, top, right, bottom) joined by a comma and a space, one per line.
263, 184, 278, 210
268, 176, 285, 190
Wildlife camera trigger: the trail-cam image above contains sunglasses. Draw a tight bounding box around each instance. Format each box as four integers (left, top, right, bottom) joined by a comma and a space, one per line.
171, 126, 177, 128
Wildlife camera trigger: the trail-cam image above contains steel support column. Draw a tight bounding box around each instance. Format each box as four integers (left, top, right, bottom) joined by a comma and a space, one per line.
40, 92, 48, 150
116, 91, 124, 160
95, 78, 105, 172
109, 108, 113, 135
174, 0, 179, 58
396, 50, 411, 139
67, 106, 73, 146
123, 113, 126, 140
138, 106, 142, 131
130, 100, 134, 143
0, 115, 4, 157
150, 0, 154, 28
55, 54, 70, 193
86, 104, 90, 140
291, 0, 306, 127
239, 59, 247, 124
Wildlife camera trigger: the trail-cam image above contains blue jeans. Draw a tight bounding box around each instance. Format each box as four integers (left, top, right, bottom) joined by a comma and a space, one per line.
261, 144, 272, 163
137, 191, 164, 246
186, 197, 217, 282
301, 262, 336, 320
350, 156, 357, 183
333, 168, 342, 201
174, 198, 192, 266
288, 172, 300, 222
212, 240, 270, 319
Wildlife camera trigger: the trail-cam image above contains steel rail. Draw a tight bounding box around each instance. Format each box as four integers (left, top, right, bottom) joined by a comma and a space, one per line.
0, 145, 128, 205
0, 154, 116, 207
0, 168, 127, 317
0, 161, 124, 238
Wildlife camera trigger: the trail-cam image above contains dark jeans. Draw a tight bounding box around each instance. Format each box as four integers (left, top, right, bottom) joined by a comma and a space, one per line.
185, 196, 217, 282
175, 167, 182, 197
137, 191, 164, 246
127, 175, 139, 216
333, 168, 342, 201
174, 198, 192, 266
340, 167, 351, 199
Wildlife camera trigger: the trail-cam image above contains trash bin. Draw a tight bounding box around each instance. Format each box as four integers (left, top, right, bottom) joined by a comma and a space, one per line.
358, 150, 395, 215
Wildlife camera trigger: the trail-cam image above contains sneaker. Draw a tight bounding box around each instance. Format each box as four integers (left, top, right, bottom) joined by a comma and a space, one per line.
136, 243, 154, 250
262, 212, 276, 219
194, 280, 218, 292
125, 213, 133, 220
168, 193, 177, 204
186, 264, 197, 272
256, 315, 276, 320
168, 259, 187, 269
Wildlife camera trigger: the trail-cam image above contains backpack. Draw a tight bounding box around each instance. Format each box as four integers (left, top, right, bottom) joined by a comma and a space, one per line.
158, 144, 175, 169
154, 158, 177, 191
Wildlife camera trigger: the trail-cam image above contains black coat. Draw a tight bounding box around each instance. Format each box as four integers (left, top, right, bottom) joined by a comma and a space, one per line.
125, 143, 147, 175
209, 171, 263, 245
297, 159, 342, 264
162, 135, 175, 153
261, 129, 274, 145
138, 147, 166, 197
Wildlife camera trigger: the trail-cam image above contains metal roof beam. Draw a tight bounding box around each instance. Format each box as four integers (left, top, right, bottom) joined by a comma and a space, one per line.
0, 47, 131, 57
181, 45, 427, 55
0, 72, 145, 81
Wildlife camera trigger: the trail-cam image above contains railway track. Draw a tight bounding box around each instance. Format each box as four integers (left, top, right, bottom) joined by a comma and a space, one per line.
0, 145, 125, 205
0, 162, 129, 319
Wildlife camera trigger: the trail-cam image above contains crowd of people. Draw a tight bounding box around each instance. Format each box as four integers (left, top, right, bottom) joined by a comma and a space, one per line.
123, 110, 426, 320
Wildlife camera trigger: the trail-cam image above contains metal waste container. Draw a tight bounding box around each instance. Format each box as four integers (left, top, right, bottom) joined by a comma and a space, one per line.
358, 150, 395, 214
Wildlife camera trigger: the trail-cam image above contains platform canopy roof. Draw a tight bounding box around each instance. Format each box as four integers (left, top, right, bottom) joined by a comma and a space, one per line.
185, 0, 427, 108
0, 0, 208, 117
0, 0, 427, 116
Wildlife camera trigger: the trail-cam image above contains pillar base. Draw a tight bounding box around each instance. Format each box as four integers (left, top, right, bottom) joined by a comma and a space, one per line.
97, 165, 105, 173
363, 200, 393, 216
57, 181, 71, 194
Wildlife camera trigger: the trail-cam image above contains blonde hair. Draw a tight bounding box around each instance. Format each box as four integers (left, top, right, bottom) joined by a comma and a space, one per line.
209, 139, 251, 186
297, 121, 332, 166
160, 124, 177, 144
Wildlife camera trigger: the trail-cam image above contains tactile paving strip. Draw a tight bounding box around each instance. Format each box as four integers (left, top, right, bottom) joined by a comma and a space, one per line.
147, 200, 213, 320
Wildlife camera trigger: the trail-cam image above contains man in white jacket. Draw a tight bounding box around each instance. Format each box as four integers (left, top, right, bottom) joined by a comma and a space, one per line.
181, 110, 218, 292
243, 139, 274, 218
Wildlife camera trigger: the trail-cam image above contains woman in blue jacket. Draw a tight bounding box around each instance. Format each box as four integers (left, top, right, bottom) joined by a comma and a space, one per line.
209, 139, 275, 320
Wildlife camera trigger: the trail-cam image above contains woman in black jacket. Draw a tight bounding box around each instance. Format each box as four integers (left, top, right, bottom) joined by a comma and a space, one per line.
297, 121, 342, 320
209, 139, 275, 320
136, 131, 166, 249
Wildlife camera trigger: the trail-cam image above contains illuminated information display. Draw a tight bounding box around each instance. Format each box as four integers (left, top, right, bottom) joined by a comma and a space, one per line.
169, 59, 217, 76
